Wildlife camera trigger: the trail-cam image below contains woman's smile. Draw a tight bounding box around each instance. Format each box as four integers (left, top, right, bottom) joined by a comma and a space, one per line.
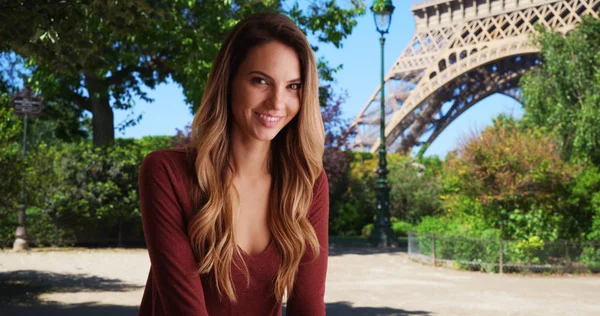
255, 111, 284, 127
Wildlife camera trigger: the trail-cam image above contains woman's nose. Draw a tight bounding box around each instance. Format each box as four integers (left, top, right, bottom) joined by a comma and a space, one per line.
268, 87, 286, 110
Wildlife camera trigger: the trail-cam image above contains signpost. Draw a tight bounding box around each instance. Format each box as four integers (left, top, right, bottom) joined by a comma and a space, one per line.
11, 85, 44, 251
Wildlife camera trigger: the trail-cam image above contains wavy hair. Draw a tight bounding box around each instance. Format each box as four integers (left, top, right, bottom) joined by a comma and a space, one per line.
187, 12, 324, 303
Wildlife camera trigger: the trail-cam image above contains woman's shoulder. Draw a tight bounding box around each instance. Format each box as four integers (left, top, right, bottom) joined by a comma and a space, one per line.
140, 147, 197, 182
313, 169, 328, 194
143, 146, 196, 161
307, 169, 328, 218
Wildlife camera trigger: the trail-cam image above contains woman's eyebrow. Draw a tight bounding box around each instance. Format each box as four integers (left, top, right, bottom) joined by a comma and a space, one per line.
248, 70, 301, 83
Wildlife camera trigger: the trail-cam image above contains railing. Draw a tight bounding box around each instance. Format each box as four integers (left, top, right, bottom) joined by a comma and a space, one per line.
408, 232, 600, 273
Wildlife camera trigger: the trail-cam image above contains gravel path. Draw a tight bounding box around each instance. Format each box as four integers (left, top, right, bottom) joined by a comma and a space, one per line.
1, 247, 599, 315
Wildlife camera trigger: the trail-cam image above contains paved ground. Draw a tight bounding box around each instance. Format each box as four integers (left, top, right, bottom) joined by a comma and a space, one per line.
0, 247, 598, 316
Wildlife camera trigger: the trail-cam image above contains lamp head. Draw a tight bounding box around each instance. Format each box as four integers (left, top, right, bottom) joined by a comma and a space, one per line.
371, 0, 395, 35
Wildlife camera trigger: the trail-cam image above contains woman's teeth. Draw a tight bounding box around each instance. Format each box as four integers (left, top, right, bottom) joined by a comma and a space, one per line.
258, 114, 280, 122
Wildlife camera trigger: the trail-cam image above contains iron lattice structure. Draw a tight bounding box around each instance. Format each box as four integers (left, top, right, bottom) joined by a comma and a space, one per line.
351, 0, 600, 153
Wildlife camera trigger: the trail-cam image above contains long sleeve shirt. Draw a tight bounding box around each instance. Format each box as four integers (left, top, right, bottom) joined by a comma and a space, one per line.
137, 148, 329, 316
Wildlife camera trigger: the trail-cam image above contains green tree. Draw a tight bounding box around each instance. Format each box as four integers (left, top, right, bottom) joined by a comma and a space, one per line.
1, 0, 365, 146
331, 152, 443, 236
0, 105, 22, 213
331, 152, 377, 235
388, 155, 443, 223
563, 165, 600, 241
0, 51, 88, 144
520, 17, 600, 165
443, 115, 575, 240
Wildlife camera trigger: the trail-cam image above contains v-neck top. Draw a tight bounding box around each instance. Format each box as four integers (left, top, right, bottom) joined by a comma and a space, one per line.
137, 148, 329, 316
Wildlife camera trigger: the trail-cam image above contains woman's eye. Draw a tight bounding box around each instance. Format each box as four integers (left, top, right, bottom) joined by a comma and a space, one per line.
252, 77, 268, 85
289, 83, 302, 90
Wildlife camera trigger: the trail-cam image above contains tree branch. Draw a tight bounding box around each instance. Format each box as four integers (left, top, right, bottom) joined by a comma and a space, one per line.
72, 92, 91, 112
105, 54, 173, 86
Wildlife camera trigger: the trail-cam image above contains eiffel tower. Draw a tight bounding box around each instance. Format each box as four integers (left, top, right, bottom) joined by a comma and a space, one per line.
350, 0, 599, 154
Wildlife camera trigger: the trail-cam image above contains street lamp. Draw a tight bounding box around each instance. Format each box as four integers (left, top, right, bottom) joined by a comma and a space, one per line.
368, 0, 398, 248
11, 85, 44, 251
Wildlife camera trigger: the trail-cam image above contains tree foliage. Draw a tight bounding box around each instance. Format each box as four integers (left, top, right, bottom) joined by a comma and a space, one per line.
388, 155, 443, 223
0, 136, 171, 247
443, 115, 581, 240
321, 86, 354, 202
0, 0, 365, 146
331, 152, 443, 235
521, 17, 600, 165
0, 105, 23, 212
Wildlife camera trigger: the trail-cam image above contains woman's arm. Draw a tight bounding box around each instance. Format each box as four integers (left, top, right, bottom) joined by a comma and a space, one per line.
286, 170, 329, 315
139, 151, 209, 316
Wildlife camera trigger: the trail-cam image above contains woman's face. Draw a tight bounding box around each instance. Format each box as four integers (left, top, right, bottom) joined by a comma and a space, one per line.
230, 41, 302, 143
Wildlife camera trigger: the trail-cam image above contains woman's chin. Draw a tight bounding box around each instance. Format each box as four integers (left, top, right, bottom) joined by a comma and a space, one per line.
255, 134, 278, 142
248, 130, 276, 142
250, 126, 283, 142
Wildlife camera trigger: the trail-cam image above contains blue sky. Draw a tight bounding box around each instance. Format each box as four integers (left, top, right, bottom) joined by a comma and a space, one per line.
113, 0, 523, 159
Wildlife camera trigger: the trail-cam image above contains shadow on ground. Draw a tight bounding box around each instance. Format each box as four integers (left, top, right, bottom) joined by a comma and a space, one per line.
0, 303, 138, 316
329, 247, 407, 257
0, 270, 142, 312
1, 270, 429, 316
283, 301, 431, 315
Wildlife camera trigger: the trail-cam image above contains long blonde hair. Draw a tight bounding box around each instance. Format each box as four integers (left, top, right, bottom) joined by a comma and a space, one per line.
187, 12, 324, 303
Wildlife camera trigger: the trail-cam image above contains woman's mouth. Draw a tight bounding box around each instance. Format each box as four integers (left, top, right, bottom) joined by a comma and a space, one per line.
255, 112, 283, 127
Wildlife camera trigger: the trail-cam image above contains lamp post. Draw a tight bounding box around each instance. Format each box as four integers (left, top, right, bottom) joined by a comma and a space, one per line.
368, 0, 398, 248
12, 85, 44, 251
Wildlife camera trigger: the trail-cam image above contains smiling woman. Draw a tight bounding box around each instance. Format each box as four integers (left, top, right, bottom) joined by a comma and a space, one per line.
137, 12, 329, 316
230, 41, 302, 142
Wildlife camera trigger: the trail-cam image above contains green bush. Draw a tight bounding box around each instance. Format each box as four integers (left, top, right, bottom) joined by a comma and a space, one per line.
388, 155, 444, 223
564, 166, 600, 241
24, 207, 74, 247
0, 105, 24, 245
579, 245, 600, 268
414, 215, 503, 265
392, 220, 413, 237
442, 115, 581, 242
137, 135, 174, 155
361, 217, 413, 238
332, 152, 443, 236
330, 153, 376, 236
0, 132, 175, 247
46, 140, 145, 245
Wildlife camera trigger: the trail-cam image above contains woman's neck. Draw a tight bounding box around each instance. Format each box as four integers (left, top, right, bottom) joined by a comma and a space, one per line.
229, 131, 271, 180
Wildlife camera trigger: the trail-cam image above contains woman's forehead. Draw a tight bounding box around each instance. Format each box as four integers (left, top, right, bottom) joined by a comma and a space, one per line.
238, 42, 301, 80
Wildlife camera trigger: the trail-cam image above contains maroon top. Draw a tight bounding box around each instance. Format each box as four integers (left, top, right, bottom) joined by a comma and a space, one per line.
137, 148, 329, 316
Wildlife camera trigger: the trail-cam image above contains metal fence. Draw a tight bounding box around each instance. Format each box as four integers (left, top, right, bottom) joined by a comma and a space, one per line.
408, 232, 600, 273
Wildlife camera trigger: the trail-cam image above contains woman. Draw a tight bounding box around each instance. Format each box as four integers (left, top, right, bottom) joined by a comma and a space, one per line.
137, 12, 329, 316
